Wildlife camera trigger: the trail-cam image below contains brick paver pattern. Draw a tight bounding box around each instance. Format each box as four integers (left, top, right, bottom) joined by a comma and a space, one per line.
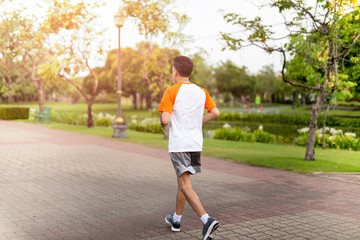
1, 121, 360, 240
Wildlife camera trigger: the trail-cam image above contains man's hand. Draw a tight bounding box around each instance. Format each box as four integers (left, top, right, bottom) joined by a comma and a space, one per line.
203, 107, 220, 123
160, 112, 171, 127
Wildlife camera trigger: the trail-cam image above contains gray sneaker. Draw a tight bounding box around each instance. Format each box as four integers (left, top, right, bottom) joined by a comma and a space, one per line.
165, 214, 181, 232
202, 217, 219, 240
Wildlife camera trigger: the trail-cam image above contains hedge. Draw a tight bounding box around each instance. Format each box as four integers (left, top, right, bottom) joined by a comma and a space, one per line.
216, 112, 360, 128
0, 106, 29, 120
336, 101, 360, 107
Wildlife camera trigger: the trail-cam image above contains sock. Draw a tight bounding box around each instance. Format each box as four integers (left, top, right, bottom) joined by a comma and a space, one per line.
200, 213, 209, 225
173, 212, 182, 223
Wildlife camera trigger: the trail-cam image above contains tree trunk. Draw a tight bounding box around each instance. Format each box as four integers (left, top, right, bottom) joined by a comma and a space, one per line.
87, 101, 94, 128
36, 80, 44, 111
146, 94, 152, 110
322, 103, 330, 150
7, 85, 13, 103
292, 92, 296, 109
302, 93, 306, 107
136, 92, 140, 110
304, 93, 324, 160
140, 94, 144, 110
132, 92, 137, 110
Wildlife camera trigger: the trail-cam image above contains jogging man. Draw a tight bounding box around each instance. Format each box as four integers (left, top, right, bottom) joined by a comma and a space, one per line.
159, 56, 220, 240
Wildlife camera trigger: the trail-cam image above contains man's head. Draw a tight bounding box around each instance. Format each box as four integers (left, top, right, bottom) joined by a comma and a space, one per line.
172, 56, 193, 81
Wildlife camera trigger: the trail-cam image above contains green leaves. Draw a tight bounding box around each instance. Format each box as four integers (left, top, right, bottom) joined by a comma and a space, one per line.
350, 57, 359, 63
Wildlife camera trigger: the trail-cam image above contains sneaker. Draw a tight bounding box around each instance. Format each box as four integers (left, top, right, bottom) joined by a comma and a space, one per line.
165, 214, 181, 232
202, 217, 219, 240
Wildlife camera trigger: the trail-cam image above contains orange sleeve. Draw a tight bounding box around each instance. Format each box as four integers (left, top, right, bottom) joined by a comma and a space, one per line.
159, 83, 183, 113
202, 88, 217, 112
159, 89, 173, 113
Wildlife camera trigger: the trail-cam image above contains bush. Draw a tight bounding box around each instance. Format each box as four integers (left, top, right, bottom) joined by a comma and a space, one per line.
30, 109, 115, 127
216, 111, 360, 128
294, 127, 360, 151
213, 126, 278, 144
0, 106, 29, 120
128, 117, 163, 134
336, 101, 360, 107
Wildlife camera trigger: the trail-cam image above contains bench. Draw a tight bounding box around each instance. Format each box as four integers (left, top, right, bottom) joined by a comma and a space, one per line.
33, 106, 52, 124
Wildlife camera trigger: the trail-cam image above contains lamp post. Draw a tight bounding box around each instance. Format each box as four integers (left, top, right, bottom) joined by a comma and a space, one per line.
112, 11, 128, 138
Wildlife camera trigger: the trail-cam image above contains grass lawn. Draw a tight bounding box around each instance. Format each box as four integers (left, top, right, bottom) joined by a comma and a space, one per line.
24, 120, 360, 173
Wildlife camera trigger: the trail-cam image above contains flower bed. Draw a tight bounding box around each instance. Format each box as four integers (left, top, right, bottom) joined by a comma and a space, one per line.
294, 127, 360, 151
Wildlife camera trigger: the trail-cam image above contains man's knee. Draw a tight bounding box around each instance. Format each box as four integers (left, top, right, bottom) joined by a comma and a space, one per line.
178, 172, 192, 192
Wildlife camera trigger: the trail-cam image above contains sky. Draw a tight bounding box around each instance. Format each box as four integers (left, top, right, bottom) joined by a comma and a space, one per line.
102, 0, 288, 74
3, 0, 289, 74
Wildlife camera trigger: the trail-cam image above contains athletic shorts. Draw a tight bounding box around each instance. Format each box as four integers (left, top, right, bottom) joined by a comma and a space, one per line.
169, 152, 201, 178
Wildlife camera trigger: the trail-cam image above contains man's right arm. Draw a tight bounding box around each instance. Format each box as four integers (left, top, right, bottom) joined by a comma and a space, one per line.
161, 112, 171, 126
203, 107, 220, 123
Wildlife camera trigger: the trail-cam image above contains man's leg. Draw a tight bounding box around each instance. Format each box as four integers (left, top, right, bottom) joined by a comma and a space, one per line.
177, 172, 206, 217
176, 186, 186, 215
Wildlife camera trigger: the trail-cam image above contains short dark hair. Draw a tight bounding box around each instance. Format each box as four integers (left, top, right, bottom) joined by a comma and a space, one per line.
173, 56, 193, 77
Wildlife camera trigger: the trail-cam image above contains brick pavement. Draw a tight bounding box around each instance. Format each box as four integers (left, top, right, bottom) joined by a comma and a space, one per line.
1, 120, 360, 240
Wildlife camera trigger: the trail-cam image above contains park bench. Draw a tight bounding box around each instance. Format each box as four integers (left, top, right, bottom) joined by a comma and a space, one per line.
33, 106, 52, 124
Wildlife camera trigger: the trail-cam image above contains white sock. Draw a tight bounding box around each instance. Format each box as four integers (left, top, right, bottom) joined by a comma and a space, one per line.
173, 212, 182, 223
200, 213, 209, 224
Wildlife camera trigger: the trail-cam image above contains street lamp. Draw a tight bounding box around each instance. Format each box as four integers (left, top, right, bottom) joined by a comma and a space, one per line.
112, 11, 128, 138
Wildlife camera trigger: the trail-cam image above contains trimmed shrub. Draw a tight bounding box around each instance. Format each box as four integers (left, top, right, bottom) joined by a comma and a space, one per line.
30, 109, 115, 127
0, 106, 29, 120
128, 117, 163, 134
213, 127, 278, 144
216, 111, 360, 128
336, 101, 360, 107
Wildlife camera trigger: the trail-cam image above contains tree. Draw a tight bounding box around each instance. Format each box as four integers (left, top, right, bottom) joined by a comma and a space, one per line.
214, 60, 253, 105
222, 0, 360, 160
190, 52, 215, 93
336, 10, 360, 100
19, 14, 52, 111
121, 0, 189, 109
85, 47, 144, 109
86, 43, 179, 109
45, 0, 107, 127
0, 11, 28, 103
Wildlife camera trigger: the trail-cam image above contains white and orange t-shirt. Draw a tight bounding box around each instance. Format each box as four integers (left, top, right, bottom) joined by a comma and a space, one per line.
159, 82, 217, 152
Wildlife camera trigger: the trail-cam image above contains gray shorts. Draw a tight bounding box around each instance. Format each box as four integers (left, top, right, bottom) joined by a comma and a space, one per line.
169, 152, 202, 178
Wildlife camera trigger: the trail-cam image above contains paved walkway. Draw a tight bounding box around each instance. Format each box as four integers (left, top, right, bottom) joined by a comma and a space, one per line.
1, 120, 360, 240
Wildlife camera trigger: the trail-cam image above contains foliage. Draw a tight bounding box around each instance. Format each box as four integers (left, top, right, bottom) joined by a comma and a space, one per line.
128, 116, 163, 133
216, 111, 360, 128
0, 106, 29, 120
121, 0, 190, 109
0, 11, 29, 103
90, 43, 180, 109
213, 126, 277, 144
190, 52, 215, 92
44, 0, 109, 127
221, 0, 360, 160
295, 127, 360, 151
30, 109, 115, 127
214, 60, 252, 101
336, 101, 360, 107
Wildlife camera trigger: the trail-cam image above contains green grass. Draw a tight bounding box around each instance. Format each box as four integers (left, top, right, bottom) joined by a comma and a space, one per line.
23, 120, 360, 173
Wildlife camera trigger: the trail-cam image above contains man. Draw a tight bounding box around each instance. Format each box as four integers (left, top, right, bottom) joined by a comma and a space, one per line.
159, 56, 220, 240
